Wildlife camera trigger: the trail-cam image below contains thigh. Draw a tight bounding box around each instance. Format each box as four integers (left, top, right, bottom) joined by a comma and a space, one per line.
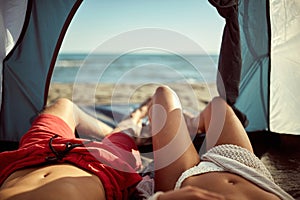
19, 114, 75, 147
204, 97, 253, 152
41, 98, 77, 133
151, 86, 200, 191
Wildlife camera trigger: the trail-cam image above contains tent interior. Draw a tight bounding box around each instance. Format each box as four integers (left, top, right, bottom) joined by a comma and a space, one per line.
0, 0, 299, 198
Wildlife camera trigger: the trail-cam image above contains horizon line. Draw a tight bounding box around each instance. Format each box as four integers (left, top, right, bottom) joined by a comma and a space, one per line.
58, 52, 220, 56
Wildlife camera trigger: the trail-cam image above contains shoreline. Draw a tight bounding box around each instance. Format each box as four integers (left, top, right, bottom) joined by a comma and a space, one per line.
47, 82, 218, 111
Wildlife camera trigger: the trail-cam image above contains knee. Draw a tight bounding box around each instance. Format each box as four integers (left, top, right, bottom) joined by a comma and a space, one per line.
210, 96, 235, 116
46, 98, 75, 114
201, 97, 230, 118
210, 97, 231, 109
153, 85, 182, 111
154, 85, 174, 97
211, 96, 226, 105
53, 98, 74, 108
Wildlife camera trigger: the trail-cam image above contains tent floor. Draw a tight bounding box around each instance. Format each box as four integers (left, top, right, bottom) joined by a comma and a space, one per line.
247, 132, 300, 199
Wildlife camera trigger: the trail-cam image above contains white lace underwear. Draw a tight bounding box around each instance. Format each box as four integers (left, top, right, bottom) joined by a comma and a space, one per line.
174, 161, 225, 189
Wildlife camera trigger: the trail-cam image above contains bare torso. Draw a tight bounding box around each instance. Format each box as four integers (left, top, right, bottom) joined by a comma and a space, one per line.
0, 164, 105, 200
0, 164, 282, 200
182, 172, 281, 200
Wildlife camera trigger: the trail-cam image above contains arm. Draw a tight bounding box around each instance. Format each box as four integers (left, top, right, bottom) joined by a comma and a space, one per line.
149, 186, 225, 200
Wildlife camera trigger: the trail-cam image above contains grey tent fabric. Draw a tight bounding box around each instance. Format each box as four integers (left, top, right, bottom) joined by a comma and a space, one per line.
208, 0, 241, 106
0, 0, 28, 111
0, 0, 82, 142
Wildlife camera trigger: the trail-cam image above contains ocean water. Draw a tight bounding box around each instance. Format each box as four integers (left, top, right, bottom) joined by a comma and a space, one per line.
53, 53, 219, 84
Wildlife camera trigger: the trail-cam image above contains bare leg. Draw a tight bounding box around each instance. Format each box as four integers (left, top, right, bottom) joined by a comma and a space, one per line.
42, 98, 113, 140
42, 98, 151, 141
151, 86, 200, 191
198, 97, 253, 152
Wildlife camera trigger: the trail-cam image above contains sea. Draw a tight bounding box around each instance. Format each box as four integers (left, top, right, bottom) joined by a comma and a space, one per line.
53, 53, 219, 85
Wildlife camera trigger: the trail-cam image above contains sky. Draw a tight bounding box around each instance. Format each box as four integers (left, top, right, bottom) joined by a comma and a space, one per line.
60, 0, 225, 55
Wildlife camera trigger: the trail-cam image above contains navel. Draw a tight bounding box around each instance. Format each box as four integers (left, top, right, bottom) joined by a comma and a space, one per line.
43, 172, 50, 178
227, 179, 236, 185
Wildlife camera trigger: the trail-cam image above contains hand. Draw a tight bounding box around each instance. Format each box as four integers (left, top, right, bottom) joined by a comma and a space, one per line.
158, 186, 225, 200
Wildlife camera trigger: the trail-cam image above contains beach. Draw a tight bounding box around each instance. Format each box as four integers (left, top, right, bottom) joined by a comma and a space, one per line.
47, 82, 218, 111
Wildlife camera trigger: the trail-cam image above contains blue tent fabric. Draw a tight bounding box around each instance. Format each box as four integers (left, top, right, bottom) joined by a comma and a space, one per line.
212, 0, 300, 135
209, 0, 271, 132
235, 0, 270, 132
0, 0, 82, 142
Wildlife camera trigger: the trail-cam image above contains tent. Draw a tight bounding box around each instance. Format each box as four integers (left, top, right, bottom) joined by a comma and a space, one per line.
0, 0, 82, 146
0, 0, 299, 198
209, 0, 300, 135
0, 0, 299, 143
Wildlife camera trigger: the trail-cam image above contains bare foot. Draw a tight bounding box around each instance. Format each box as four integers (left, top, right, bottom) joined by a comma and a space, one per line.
112, 97, 152, 146
130, 97, 152, 126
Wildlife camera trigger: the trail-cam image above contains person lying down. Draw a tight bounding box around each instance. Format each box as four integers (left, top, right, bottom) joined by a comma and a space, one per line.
0, 85, 294, 200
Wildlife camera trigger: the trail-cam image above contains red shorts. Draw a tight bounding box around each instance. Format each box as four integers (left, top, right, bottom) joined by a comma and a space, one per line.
0, 114, 142, 200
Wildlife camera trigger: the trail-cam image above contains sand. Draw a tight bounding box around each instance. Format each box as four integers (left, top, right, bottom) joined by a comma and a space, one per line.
47, 82, 218, 111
